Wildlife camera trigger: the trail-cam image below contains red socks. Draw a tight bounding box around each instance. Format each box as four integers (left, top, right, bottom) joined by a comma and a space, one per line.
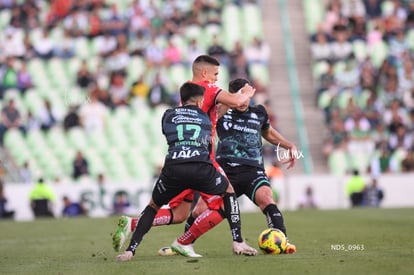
131, 208, 173, 231
178, 209, 224, 245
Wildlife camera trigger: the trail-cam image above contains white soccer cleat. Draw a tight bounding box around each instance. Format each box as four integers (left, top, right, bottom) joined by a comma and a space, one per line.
232, 241, 258, 256
158, 246, 178, 256
116, 251, 134, 262
171, 239, 202, 258
112, 216, 132, 252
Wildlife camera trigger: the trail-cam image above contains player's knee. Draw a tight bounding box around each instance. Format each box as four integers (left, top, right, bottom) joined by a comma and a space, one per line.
192, 199, 208, 217
255, 186, 276, 210
225, 183, 235, 193
149, 200, 161, 211
172, 210, 189, 223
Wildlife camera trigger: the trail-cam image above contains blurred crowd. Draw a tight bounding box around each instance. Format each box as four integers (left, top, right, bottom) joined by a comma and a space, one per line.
0, 0, 275, 181
310, 0, 414, 175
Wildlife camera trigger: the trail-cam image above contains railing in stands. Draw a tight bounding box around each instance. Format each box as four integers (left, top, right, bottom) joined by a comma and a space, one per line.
277, 0, 313, 174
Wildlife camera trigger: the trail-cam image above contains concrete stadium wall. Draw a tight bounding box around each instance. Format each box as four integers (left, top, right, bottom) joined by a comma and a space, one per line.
4, 173, 414, 221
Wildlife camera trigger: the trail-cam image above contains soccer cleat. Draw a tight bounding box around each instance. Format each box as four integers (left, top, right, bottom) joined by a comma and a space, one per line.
171, 239, 202, 258
232, 241, 258, 256
284, 242, 297, 254
112, 216, 132, 252
158, 246, 177, 256
116, 251, 134, 262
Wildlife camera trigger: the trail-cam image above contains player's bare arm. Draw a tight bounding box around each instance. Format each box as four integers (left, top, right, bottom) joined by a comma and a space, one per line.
216, 84, 255, 109
262, 127, 298, 169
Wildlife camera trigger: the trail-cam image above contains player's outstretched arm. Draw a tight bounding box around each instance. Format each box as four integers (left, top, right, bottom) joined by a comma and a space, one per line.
216, 84, 255, 109
262, 127, 298, 169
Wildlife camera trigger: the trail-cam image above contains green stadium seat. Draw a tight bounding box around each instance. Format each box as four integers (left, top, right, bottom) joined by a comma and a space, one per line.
368, 41, 388, 68
348, 151, 370, 173
328, 150, 349, 175
4, 129, 31, 165
217, 65, 229, 89
127, 56, 146, 87
406, 29, 414, 50
249, 63, 270, 86
303, 0, 324, 34
312, 60, 329, 80
357, 89, 371, 109
337, 90, 353, 109
353, 40, 368, 62
317, 90, 333, 109
202, 24, 222, 49
24, 90, 44, 114
65, 58, 82, 78
381, 0, 395, 16
184, 24, 203, 41
390, 148, 407, 173
67, 127, 88, 151
48, 58, 71, 87
168, 64, 189, 92
241, 3, 264, 43
75, 37, 90, 58
0, 10, 11, 30
50, 27, 64, 41
334, 61, 346, 74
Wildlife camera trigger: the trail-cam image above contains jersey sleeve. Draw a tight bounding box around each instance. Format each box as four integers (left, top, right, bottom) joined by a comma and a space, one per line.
198, 81, 222, 113
258, 105, 270, 132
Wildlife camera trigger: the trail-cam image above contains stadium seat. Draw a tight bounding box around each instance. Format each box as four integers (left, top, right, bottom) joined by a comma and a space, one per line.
317, 91, 333, 109
249, 63, 270, 86
24, 89, 44, 114
168, 64, 189, 92
75, 37, 90, 59
67, 127, 89, 151
381, 0, 395, 16
357, 89, 371, 109
352, 40, 368, 62
389, 148, 407, 173
241, 3, 264, 43
184, 24, 203, 41
328, 150, 349, 175
348, 152, 370, 173
337, 90, 353, 109
406, 29, 414, 50
303, 0, 324, 34
221, 4, 241, 50
65, 58, 82, 79
333, 61, 346, 74
368, 41, 388, 68
0, 9, 11, 30
4, 129, 30, 166
312, 60, 329, 80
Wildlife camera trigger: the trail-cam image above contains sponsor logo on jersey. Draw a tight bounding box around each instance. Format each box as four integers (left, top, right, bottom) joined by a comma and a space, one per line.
223, 121, 233, 130
247, 119, 260, 125
232, 124, 257, 134
172, 115, 202, 124
171, 148, 201, 159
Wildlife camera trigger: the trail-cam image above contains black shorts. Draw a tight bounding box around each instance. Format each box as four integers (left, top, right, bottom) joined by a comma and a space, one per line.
152, 162, 229, 207
221, 163, 271, 204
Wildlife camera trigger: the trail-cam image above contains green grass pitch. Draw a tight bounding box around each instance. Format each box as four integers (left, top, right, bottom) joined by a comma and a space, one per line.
1, 208, 413, 275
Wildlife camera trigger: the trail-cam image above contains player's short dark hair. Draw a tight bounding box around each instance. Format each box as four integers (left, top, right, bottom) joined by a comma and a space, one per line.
228, 78, 250, 93
193, 55, 220, 66
180, 82, 205, 104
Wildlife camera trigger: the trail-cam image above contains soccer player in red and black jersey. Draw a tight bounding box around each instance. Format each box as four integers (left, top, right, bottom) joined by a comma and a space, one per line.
114, 55, 257, 258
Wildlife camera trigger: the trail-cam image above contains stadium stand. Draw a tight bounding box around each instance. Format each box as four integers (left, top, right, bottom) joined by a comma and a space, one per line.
0, 0, 269, 183
305, 0, 414, 175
